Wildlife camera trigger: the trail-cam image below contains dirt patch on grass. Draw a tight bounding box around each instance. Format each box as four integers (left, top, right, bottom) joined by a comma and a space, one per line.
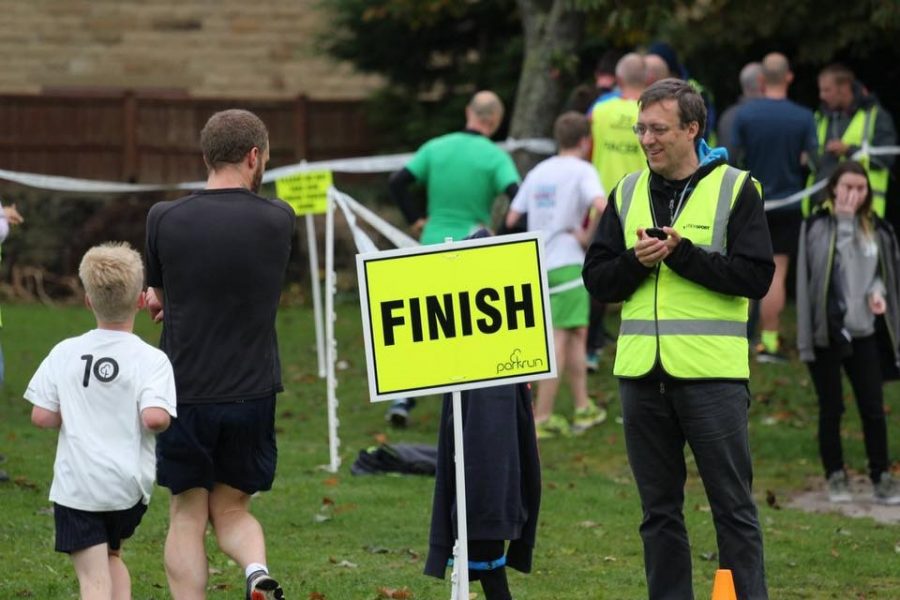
786, 474, 900, 525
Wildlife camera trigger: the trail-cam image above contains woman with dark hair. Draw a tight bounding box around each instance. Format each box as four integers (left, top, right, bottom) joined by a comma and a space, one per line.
796, 160, 900, 505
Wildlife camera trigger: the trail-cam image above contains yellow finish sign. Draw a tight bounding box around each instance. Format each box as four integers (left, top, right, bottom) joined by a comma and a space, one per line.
275, 170, 333, 215
357, 232, 555, 402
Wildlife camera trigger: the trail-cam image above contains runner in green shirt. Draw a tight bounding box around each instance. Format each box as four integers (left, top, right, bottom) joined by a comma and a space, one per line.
386, 90, 521, 424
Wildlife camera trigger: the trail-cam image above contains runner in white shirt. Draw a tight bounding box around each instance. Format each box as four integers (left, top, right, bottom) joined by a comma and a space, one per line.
25, 242, 176, 600
506, 111, 608, 439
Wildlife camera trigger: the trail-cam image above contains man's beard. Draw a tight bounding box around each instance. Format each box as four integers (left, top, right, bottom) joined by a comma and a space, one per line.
250, 162, 264, 193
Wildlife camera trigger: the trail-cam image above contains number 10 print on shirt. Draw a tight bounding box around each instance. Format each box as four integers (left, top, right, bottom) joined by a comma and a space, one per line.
80, 355, 120, 387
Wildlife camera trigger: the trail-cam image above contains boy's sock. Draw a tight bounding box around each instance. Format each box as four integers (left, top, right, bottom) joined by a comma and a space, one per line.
245, 563, 268, 579
760, 330, 779, 353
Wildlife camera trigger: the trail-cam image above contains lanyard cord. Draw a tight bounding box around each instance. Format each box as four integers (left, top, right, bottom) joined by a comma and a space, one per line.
650, 172, 696, 226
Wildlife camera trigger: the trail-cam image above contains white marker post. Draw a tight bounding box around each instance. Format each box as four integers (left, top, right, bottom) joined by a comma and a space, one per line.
305, 214, 326, 378
449, 389, 469, 600
275, 170, 339, 471
356, 232, 556, 600
324, 192, 340, 473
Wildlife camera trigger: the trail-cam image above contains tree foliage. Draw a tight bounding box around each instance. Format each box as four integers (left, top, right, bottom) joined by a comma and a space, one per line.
321, 0, 900, 153
320, 0, 523, 148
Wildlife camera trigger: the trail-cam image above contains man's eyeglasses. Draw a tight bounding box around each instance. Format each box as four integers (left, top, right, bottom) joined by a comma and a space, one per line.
632, 124, 671, 137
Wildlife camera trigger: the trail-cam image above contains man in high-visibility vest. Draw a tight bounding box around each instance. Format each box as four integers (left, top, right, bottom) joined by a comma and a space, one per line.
811, 64, 896, 216
582, 78, 773, 600
585, 52, 646, 370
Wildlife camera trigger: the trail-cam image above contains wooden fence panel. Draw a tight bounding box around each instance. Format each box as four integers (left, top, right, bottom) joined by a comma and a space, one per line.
0, 92, 377, 184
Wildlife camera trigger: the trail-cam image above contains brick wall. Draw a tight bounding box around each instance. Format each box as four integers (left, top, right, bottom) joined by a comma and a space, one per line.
0, 0, 383, 99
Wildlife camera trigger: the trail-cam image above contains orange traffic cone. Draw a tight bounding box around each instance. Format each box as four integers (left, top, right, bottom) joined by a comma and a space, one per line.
711, 569, 737, 600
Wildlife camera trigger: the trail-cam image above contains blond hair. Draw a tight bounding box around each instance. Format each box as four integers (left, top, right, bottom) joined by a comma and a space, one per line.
79, 242, 144, 323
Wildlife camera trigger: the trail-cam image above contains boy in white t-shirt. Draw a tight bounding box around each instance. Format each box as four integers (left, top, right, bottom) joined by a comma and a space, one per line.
505, 111, 608, 438
25, 242, 176, 600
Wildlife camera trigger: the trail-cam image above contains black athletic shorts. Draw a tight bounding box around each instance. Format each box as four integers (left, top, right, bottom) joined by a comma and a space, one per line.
156, 395, 277, 495
766, 207, 802, 256
54, 501, 147, 554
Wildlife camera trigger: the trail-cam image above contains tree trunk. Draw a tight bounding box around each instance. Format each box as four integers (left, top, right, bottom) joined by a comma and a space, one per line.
509, 0, 584, 172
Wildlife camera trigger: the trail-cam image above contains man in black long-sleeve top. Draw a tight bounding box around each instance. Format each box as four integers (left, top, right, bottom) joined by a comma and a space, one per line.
582, 79, 773, 600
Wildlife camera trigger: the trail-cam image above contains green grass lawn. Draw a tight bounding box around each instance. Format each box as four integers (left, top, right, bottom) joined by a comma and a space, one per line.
1, 301, 899, 599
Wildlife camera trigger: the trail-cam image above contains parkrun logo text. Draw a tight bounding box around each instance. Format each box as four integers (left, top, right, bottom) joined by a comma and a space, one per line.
496, 348, 544, 374
380, 284, 536, 346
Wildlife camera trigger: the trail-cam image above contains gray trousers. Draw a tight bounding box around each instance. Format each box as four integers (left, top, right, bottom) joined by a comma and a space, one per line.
619, 378, 768, 600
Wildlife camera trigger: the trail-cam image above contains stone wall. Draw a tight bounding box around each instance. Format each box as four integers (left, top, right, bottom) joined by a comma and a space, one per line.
0, 0, 382, 99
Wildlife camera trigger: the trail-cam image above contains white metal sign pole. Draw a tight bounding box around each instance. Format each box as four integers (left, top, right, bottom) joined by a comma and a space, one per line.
305, 213, 326, 379
450, 389, 469, 600
324, 194, 340, 473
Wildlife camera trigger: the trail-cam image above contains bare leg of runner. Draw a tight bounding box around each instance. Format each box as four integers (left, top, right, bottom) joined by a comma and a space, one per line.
165, 488, 210, 600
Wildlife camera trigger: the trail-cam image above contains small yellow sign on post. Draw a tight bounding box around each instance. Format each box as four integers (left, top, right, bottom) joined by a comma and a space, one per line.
275, 170, 333, 215
356, 232, 556, 402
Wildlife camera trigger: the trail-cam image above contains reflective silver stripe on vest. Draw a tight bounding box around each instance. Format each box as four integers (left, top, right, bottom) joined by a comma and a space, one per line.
620, 319, 746, 336
696, 166, 742, 254
616, 172, 642, 230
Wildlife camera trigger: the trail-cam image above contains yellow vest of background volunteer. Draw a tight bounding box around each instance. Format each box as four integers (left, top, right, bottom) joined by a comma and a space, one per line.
591, 98, 645, 194
614, 164, 751, 379
813, 106, 888, 216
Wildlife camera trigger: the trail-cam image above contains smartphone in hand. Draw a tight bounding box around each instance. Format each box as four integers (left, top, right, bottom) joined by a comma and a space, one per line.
645, 227, 668, 240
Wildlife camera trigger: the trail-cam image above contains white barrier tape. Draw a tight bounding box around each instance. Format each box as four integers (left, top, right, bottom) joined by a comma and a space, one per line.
264, 153, 414, 181
548, 277, 584, 295
856, 145, 900, 158
760, 144, 900, 212
0, 167, 198, 194
332, 192, 379, 254
763, 179, 828, 212
0, 137, 557, 194
329, 188, 420, 249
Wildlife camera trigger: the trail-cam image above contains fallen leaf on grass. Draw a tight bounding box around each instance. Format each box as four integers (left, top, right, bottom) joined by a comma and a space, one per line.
376, 587, 413, 599
211, 583, 231, 590
328, 557, 358, 568
766, 490, 781, 510
364, 545, 390, 554
323, 477, 340, 487
603, 556, 617, 562
894, 542, 900, 554
403, 548, 420, 561
309, 592, 327, 600
314, 497, 335, 523
374, 433, 388, 445
334, 502, 359, 515
579, 520, 600, 529
830, 548, 840, 558
13, 476, 39, 491
699, 551, 717, 562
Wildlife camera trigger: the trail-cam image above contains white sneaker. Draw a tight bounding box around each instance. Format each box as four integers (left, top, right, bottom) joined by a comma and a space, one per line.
873, 472, 900, 505
826, 471, 852, 503
246, 570, 284, 600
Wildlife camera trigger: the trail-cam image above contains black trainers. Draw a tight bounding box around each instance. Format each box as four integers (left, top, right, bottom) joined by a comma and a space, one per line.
385, 398, 416, 428
754, 343, 788, 364
246, 570, 284, 600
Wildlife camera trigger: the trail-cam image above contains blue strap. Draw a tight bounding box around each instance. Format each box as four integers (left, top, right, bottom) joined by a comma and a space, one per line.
447, 555, 507, 571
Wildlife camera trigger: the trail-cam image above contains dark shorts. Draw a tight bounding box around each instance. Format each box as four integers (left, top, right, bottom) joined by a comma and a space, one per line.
54, 501, 147, 554
766, 207, 802, 255
157, 395, 277, 495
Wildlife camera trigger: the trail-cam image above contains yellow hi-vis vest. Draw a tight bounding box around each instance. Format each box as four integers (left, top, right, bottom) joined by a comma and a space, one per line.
590, 98, 645, 194
812, 106, 888, 216
613, 165, 751, 379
